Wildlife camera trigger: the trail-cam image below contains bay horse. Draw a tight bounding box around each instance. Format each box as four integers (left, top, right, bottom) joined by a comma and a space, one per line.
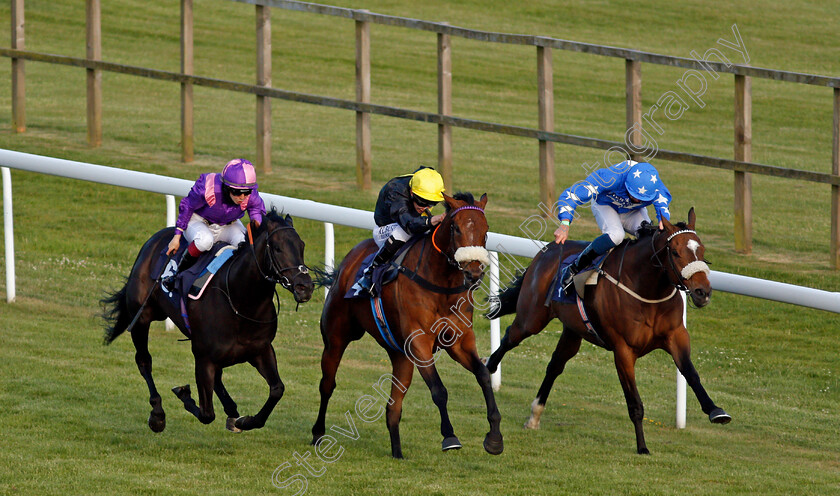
311, 192, 503, 458
485, 208, 730, 454
101, 209, 313, 433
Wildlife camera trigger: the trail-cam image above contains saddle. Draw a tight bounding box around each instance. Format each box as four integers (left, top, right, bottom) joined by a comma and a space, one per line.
346, 239, 417, 299
550, 251, 610, 305
154, 241, 237, 299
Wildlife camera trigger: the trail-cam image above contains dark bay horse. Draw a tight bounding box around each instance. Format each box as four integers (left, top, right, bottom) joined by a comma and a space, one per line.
311, 193, 503, 458
101, 210, 313, 433
485, 208, 730, 454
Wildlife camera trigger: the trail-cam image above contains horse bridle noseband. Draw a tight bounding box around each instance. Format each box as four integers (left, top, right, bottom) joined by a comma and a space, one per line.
431, 205, 487, 269
651, 228, 710, 292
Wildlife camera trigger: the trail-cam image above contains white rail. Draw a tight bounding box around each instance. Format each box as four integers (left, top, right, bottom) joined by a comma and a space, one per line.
3, 149, 840, 428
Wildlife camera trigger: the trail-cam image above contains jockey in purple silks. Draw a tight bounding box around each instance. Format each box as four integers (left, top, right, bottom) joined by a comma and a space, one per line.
162, 159, 267, 290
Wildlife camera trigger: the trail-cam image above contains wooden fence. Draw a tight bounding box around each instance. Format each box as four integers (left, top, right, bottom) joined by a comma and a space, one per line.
4, 0, 840, 265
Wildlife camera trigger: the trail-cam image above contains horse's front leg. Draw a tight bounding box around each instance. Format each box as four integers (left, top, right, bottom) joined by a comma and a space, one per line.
172, 358, 217, 425
131, 321, 166, 432
214, 370, 243, 432
235, 345, 284, 431
613, 344, 648, 454
667, 326, 731, 424
411, 345, 460, 452
446, 338, 503, 455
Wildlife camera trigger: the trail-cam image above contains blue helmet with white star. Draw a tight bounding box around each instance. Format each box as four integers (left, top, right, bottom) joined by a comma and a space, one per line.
624, 162, 659, 202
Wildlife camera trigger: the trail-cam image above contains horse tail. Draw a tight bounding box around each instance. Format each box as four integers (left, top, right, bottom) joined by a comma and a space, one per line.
101, 281, 131, 345
484, 274, 524, 319
309, 265, 335, 290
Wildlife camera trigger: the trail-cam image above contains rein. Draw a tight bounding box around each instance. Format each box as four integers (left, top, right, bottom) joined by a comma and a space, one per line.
598, 227, 706, 304
400, 204, 487, 295
212, 222, 309, 322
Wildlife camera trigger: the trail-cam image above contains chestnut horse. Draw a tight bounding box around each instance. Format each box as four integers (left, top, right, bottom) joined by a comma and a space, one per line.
101, 210, 313, 433
311, 193, 503, 458
485, 208, 730, 454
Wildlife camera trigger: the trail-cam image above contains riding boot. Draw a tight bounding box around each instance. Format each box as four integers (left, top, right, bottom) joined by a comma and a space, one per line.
161, 251, 198, 292
359, 237, 406, 295
561, 233, 614, 295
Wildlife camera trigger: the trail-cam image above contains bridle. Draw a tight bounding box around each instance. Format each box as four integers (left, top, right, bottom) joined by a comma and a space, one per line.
249, 224, 309, 291
650, 228, 710, 292
431, 205, 489, 269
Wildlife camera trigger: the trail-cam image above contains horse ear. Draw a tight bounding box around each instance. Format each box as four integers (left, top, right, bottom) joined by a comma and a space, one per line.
443, 193, 459, 209
687, 207, 696, 229
477, 193, 488, 209
285, 214, 294, 227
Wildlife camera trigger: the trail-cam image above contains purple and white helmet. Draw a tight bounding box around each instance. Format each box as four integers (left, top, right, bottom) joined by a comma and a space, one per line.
624, 162, 659, 202
221, 159, 257, 189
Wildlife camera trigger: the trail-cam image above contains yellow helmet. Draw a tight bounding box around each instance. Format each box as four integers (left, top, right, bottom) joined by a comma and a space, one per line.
409, 168, 445, 203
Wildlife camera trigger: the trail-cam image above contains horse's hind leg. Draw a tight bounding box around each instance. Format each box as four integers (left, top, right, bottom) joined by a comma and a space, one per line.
613, 344, 648, 454
446, 338, 504, 455
213, 370, 242, 432
311, 320, 364, 445
666, 326, 731, 424
235, 346, 285, 431
485, 304, 553, 373
526, 327, 582, 430
130, 320, 166, 433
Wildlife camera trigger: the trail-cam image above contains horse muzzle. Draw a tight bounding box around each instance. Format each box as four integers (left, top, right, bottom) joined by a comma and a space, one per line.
455, 246, 490, 285
291, 273, 314, 303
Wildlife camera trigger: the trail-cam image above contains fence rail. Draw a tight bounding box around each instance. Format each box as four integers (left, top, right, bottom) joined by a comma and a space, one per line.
3, 0, 840, 265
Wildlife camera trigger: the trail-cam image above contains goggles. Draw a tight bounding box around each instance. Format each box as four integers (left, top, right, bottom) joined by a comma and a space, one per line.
412, 195, 438, 209
230, 188, 252, 197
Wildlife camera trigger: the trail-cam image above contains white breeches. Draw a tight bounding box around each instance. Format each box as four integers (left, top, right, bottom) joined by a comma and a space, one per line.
183, 213, 246, 253
591, 203, 651, 245
372, 223, 411, 248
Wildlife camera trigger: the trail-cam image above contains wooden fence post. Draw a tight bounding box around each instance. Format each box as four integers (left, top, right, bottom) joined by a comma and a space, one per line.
734, 74, 753, 254
256, 4, 272, 173
355, 11, 371, 190
537, 44, 555, 215
831, 87, 840, 268
625, 59, 642, 160
437, 25, 453, 193
86, 0, 102, 148
181, 0, 194, 163
11, 0, 25, 133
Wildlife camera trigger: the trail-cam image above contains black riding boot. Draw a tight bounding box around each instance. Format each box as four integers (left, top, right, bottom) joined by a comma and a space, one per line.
359, 237, 406, 294
560, 243, 601, 295
161, 252, 198, 292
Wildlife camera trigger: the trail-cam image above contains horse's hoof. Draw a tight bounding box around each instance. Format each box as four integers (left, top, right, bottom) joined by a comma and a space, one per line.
483, 433, 504, 455
479, 356, 488, 365
709, 408, 732, 424
524, 417, 541, 430
148, 412, 166, 433
226, 417, 242, 433
637, 447, 651, 455
171, 385, 191, 399
234, 415, 255, 431
442, 436, 462, 451
485, 361, 498, 374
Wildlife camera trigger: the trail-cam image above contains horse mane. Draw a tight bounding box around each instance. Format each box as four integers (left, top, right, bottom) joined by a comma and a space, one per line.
628, 220, 688, 245
232, 207, 289, 253
444, 192, 476, 213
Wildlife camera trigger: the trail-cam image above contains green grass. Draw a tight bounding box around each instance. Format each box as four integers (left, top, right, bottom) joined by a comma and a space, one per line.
1, 1, 839, 495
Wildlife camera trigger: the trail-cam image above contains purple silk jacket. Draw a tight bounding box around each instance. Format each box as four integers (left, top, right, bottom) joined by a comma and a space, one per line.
175, 173, 266, 233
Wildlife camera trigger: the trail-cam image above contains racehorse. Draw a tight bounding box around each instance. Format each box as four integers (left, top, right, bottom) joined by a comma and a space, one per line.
485, 208, 730, 454
310, 192, 504, 458
101, 209, 313, 433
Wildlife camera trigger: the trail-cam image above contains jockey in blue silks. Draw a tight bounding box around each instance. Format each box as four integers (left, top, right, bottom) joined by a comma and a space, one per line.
554, 160, 672, 295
